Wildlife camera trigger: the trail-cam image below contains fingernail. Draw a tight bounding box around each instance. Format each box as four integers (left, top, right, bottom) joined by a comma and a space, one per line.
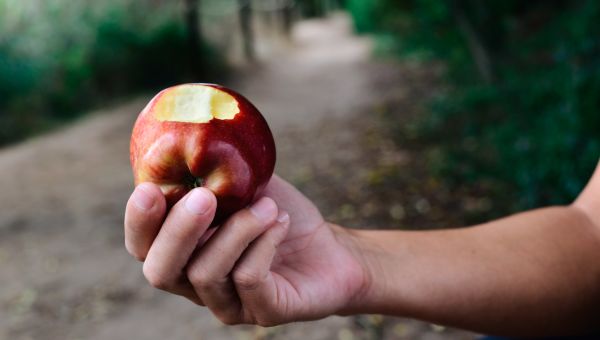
133, 184, 154, 211
277, 211, 289, 223
249, 197, 277, 222
186, 188, 212, 215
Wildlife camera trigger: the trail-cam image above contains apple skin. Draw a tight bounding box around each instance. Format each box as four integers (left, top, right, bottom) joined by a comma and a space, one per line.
130, 83, 276, 226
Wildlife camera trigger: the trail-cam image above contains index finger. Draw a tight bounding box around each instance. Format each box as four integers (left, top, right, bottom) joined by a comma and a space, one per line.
124, 183, 167, 261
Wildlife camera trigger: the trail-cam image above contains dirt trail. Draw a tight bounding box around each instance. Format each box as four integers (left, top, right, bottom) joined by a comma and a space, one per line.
0, 14, 474, 340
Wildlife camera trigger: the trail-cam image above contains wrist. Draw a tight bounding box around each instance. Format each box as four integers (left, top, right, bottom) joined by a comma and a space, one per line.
329, 224, 388, 315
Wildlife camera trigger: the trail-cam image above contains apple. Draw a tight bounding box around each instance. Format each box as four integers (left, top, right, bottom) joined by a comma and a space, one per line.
130, 83, 276, 226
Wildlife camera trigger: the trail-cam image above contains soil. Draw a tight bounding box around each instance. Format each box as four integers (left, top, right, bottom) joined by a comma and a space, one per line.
0, 13, 477, 340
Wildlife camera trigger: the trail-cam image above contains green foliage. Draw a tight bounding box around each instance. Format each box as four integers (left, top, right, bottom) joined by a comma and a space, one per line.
0, 0, 224, 146
299, 0, 343, 18
348, 0, 600, 209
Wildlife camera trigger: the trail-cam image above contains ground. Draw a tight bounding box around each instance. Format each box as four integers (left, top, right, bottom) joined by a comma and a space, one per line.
0, 14, 478, 340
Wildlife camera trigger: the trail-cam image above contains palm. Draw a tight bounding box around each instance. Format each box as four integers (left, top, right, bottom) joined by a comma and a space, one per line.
257, 176, 365, 321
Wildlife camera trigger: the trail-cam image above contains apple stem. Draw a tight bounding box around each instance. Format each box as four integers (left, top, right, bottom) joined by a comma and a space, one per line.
193, 177, 204, 188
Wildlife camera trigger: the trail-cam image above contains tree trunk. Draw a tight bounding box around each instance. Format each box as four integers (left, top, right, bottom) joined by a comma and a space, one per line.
449, 0, 494, 84
184, 0, 202, 78
281, 1, 294, 38
239, 0, 255, 62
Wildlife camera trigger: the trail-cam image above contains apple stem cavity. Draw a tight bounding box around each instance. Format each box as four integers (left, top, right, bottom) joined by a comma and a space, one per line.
184, 174, 204, 189
192, 177, 203, 188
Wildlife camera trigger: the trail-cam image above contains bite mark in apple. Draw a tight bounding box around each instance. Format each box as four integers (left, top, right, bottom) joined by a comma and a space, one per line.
154, 84, 240, 123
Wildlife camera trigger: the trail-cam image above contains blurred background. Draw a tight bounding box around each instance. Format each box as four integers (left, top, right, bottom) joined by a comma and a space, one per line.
0, 0, 598, 339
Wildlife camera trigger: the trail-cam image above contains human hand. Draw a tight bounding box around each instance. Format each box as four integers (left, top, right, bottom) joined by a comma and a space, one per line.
124, 175, 369, 326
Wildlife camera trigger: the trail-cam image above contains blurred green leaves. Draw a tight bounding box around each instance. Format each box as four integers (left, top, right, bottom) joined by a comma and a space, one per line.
0, 0, 223, 146
348, 0, 600, 209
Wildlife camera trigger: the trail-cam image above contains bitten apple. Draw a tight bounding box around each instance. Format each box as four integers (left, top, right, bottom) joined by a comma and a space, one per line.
130, 83, 276, 226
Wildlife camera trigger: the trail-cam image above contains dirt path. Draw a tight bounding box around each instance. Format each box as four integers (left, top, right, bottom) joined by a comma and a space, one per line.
0, 14, 475, 340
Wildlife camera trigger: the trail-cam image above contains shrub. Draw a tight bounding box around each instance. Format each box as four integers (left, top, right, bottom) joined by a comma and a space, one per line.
347, 0, 600, 209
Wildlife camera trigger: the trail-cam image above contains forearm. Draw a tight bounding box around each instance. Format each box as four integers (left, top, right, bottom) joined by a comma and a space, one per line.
347, 205, 600, 336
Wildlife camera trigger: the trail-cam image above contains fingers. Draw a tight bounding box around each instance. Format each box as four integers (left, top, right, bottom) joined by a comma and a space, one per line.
186, 197, 278, 324
262, 175, 324, 234
142, 188, 216, 293
233, 211, 290, 325
125, 183, 167, 261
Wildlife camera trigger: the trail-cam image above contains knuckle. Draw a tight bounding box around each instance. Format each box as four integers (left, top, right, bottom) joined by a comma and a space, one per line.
233, 268, 262, 291
186, 265, 215, 290
218, 315, 241, 326
143, 263, 171, 290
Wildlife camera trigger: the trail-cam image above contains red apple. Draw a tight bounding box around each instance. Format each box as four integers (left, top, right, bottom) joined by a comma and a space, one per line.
130, 83, 276, 226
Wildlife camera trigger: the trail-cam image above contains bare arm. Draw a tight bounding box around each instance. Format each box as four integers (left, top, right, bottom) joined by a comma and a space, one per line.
347, 162, 600, 336
124, 163, 600, 335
